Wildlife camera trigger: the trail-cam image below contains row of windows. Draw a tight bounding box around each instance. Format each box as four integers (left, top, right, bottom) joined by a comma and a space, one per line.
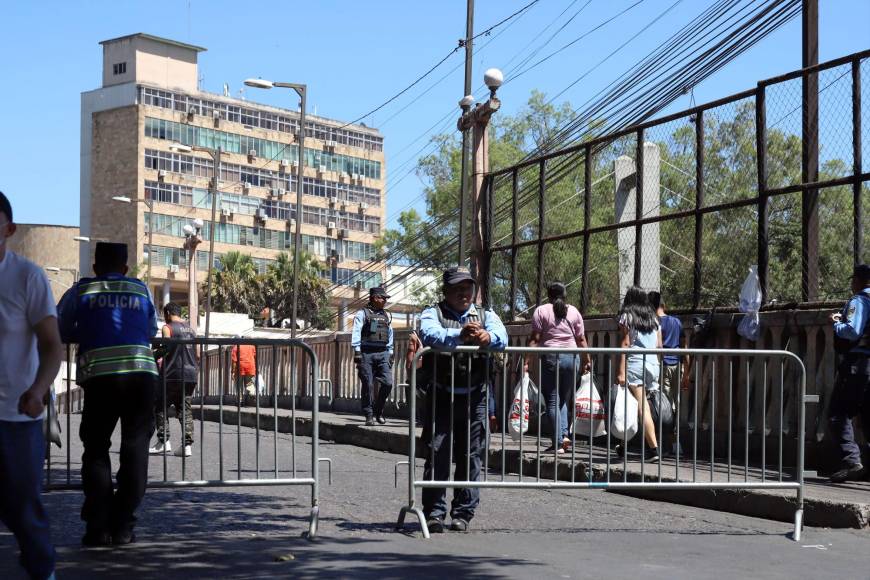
145, 118, 382, 180
140, 87, 383, 152
145, 181, 381, 233
147, 245, 271, 274
326, 268, 383, 290
144, 149, 381, 206
148, 213, 377, 261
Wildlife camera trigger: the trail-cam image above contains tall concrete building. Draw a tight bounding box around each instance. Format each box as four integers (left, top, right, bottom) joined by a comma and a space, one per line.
81, 33, 386, 313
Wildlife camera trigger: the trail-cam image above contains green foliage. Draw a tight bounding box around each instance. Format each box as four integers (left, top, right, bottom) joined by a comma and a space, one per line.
383, 91, 864, 319
202, 249, 331, 328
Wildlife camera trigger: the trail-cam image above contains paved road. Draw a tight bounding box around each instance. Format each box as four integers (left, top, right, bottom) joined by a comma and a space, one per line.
2, 415, 867, 579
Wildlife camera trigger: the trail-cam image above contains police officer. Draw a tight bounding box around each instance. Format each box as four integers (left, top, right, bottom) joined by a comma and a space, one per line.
352, 287, 394, 426
828, 263, 870, 483
58, 242, 158, 546
418, 267, 507, 533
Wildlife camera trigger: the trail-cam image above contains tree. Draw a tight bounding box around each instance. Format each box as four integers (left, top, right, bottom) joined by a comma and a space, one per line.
203, 251, 260, 315
382, 90, 864, 319
260, 249, 330, 328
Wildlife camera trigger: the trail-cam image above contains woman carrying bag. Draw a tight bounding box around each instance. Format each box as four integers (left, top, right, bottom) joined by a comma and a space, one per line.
526, 283, 591, 454
616, 286, 663, 463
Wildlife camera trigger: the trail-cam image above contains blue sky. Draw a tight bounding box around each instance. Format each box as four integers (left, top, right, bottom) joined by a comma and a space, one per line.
1, 0, 867, 229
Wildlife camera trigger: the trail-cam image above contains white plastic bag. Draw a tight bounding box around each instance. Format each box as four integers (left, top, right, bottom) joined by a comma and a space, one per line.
256, 373, 267, 395
573, 373, 607, 438
508, 373, 538, 440
737, 265, 762, 341
610, 384, 638, 441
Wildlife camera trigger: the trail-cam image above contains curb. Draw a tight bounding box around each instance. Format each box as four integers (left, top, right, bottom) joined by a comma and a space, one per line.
195, 408, 870, 530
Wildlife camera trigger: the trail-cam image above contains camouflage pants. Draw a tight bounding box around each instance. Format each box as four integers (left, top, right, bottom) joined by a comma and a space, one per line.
155, 381, 196, 445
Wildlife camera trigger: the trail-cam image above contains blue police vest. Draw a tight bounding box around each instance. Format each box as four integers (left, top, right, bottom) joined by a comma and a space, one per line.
74, 275, 158, 383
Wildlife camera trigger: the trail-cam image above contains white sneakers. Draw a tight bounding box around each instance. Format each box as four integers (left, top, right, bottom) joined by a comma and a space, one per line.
149, 441, 172, 454
148, 441, 192, 457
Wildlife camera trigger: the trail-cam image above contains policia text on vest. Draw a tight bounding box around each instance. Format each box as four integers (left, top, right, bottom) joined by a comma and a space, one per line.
352, 287, 394, 426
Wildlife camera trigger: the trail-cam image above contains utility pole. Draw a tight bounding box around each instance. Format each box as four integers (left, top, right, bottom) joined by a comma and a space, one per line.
801, 0, 819, 301
457, 0, 474, 266
459, 68, 503, 296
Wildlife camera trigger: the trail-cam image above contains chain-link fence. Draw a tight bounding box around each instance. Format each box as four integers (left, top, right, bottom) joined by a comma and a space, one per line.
484, 50, 870, 319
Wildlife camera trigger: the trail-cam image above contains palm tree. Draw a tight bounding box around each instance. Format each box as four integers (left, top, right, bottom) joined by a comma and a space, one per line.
203, 251, 260, 315
261, 250, 329, 327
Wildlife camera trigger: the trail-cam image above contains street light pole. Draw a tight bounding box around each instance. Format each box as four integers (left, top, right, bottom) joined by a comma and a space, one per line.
457, 0, 475, 266
244, 78, 307, 338
145, 198, 153, 286
204, 146, 222, 340
458, 68, 502, 299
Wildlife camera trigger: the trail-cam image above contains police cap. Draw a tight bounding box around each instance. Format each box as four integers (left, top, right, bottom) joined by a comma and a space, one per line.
369, 286, 390, 299
442, 266, 474, 287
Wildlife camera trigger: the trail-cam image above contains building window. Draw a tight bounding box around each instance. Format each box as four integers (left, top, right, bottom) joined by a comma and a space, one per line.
113, 62, 127, 76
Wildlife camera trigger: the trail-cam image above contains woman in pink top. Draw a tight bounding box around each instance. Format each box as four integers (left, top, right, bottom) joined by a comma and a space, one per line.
527, 283, 591, 453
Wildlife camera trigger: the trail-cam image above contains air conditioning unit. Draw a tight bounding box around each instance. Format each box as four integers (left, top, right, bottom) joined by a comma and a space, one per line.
351, 173, 360, 182
213, 110, 221, 127
271, 188, 285, 197
318, 165, 327, 173
242, 183, 251, 194
157, 170, 167, 179
327, 221, 336, 230
328, 196, 338, 206
256, 208, 268, 221
287, 218, 296, 228
325, 140, 337, 151
279, 159, 290, 169
248, 149, 258, 160
358, 202, 368, 212
221, 208, 232, 217
187, 106, 197, 120
169, 264, 180, 274
338, 228, 349, 239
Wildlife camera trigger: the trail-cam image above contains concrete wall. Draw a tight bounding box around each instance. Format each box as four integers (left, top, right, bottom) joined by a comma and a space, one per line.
8, 224, 80, 301
102, 35, 198, 92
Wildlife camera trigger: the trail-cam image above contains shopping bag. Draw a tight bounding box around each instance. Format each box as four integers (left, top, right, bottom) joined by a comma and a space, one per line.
256, 373, 267, 395
610, 384, 638, 441
737, 265, 762, 341
573, 372, 607, 437
646, 389, 674, 433
508, 373, 537, 440
43, 383, 62, 449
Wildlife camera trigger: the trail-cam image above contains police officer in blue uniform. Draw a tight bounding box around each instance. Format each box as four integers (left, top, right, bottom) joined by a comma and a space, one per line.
352, 287, 394, 426
58, 243, 159, 546
828, 263, 870, 483
418, 267, 507, 533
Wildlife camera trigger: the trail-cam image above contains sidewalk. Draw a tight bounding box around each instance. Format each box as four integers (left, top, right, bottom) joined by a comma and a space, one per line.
194, 405, 870, 530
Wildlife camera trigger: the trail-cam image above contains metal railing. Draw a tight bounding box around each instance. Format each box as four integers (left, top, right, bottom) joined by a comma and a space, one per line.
396, 345, 809, 541
45, 337, 325, 538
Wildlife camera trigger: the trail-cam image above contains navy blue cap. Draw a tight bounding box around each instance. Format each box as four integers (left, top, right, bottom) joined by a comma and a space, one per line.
369, 286, 390, 298
443, 266, 474, 286
851, 263, 870, 281
94, 242, 128, 268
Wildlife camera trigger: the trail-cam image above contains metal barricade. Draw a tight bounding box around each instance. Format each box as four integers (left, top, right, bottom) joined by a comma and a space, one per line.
397, 346, 808, 541
45, 337, 323, 538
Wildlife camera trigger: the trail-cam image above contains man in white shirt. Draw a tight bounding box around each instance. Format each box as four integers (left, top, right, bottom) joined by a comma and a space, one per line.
0, 192, 63, 580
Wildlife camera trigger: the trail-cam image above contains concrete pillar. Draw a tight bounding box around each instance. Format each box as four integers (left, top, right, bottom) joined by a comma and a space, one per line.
615, 141, 660, 302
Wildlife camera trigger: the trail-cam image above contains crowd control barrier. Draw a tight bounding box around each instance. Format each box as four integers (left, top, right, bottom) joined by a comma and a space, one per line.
45, 337, 324, 538
397, 346, 808, 540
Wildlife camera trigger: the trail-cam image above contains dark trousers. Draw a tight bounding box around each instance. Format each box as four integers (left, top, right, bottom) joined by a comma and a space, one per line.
422, 385, 487, 522
828, 353, 870, 466
155, 380, 196, 445
358, 350, 393, 417
80, 373, 155, 535
0, 420, 55, 579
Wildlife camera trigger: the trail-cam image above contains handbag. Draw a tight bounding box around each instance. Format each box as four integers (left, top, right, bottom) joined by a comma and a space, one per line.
646, 389, 675, 433
43, 384, 62, 449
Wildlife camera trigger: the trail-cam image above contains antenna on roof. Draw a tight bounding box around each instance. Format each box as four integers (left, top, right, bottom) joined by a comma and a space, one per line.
223, 83, 230, 97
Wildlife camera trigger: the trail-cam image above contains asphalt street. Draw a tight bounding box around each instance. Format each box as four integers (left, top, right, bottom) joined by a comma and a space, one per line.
2, 414, 868, 579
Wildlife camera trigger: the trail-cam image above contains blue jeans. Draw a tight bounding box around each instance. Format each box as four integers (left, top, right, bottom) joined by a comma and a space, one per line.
0, 420, 55, 580
541, 354, 579, 448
